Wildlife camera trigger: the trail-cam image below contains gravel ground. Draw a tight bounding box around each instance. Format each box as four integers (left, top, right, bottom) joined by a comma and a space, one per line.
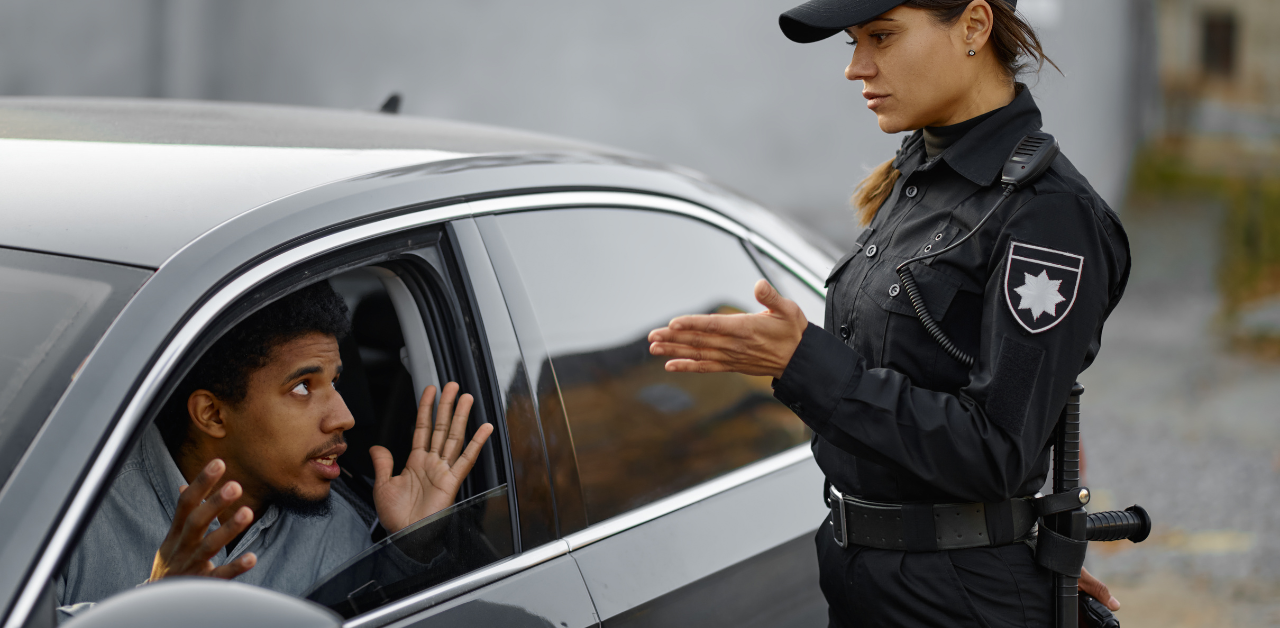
1077, 199, 1280, 627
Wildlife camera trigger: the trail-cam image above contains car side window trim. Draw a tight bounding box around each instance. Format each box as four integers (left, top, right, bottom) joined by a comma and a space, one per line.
7, 191, 818, 628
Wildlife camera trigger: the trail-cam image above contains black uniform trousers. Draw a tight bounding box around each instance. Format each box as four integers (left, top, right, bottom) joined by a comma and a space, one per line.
815, 523, 1052, 628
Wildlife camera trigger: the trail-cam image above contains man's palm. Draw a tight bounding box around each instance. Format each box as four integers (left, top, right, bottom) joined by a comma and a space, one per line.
370, 383, 493, 534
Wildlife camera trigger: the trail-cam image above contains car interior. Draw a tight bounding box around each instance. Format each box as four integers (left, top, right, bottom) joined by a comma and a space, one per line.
57, 254, 515, 621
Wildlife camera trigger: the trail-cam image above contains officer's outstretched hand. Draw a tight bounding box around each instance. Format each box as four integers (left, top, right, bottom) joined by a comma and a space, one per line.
1079, 567, 1121, 612
648, 280, 807, 379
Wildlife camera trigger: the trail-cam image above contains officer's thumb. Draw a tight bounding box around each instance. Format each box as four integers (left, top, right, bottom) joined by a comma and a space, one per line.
755, 279, 784, 311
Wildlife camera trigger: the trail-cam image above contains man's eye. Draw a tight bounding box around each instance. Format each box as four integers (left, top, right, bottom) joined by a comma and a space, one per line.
846, 39, 856, 47
873, 33, 889, 42
292, 382, 309, 396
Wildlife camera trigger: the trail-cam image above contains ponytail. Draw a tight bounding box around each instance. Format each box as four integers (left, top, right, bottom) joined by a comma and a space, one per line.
852, 159, 901, 227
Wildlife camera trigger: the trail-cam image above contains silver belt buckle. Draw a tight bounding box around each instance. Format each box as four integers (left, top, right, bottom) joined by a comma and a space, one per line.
829, 485, 848, 549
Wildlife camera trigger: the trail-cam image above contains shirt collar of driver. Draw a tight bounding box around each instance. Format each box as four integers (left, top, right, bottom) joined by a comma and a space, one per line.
928, 83, 1044, 188
138, 423, 281, 538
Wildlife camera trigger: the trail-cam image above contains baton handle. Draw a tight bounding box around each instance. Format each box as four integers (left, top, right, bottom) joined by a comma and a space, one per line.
1086, 505, 1152, 543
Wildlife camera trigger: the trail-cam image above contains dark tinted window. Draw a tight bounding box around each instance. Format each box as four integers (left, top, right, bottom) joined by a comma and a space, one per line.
495, 208, 809, 523
0, 248, 149, 487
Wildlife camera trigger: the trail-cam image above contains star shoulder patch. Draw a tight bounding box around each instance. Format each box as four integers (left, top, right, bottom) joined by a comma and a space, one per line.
1003, 242, 1084, 334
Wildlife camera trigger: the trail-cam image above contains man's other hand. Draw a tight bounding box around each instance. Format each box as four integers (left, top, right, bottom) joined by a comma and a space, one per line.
149, 459, 256, 582
370, 382, 494, 534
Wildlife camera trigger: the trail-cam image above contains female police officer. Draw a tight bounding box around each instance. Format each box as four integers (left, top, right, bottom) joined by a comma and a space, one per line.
647, 0, 1130, 625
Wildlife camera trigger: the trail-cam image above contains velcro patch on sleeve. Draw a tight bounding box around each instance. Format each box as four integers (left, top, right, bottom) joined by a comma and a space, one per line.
986, 336, 1045, 436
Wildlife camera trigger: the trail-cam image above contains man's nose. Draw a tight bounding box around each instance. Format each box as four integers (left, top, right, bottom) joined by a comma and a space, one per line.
324, 392, 356, 433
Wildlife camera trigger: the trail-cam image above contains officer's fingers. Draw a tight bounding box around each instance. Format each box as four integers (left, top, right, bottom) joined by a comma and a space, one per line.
1078, 567, 1120, 611
650, 329, 742, 353
666, 313, 752, 338
662, 359, 737, 374
209, 552, 256, 580
649, 342, 736, 363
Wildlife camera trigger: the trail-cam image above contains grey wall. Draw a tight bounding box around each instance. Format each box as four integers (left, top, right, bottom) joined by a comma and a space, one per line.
0, 0, 1148, 247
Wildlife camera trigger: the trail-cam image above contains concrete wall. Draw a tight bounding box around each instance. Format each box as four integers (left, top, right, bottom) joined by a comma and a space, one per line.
0, 0, 1152, 247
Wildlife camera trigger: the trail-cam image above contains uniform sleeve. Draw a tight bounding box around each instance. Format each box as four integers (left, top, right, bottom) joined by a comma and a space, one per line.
773, 192, 1126, 502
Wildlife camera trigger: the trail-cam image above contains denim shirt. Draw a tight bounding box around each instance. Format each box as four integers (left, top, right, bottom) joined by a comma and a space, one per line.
56, 424, 372, 619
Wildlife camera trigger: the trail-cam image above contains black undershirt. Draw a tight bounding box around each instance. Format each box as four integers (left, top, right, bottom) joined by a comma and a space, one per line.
923, 106, 1003, 161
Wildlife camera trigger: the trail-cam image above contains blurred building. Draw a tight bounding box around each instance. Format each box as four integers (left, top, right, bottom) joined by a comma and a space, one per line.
0, 0, 1155, 247
1157, 0, 1280, 170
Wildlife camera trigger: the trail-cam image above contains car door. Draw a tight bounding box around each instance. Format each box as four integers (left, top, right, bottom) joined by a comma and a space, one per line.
7, 206, 599, 628
478, 200, 831, 627
361, 218, 599, 628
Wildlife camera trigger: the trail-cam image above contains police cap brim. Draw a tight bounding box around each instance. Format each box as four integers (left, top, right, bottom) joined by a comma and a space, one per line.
779, 0, 908, 43
779, 0, 1019, 44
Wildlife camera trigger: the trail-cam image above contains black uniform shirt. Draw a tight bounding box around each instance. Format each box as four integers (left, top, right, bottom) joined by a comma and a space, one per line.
773, 86, 1131, 505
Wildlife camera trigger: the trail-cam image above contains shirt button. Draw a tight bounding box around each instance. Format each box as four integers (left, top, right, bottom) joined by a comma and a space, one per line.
839, 324, 851, 339
935, 233, 944, 241
889, 283, 900, 297
865, 244, 878, 258
905, 185, 918, 198
789, 402, 804, 413
923, 244, 932, 253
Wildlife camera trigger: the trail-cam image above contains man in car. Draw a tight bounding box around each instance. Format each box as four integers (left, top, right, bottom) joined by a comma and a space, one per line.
55, 282, 492, 618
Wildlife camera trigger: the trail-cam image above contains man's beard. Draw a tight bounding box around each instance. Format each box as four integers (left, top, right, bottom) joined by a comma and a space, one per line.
271, 433, 344, 518
267, 485, 333, 519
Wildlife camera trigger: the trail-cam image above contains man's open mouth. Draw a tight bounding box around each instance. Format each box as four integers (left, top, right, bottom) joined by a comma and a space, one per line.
307, 442, 346, 479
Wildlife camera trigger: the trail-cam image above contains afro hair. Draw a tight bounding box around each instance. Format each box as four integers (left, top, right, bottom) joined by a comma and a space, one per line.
156, 281, 351, 454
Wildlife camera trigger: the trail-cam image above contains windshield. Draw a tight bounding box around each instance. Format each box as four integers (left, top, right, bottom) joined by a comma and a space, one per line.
0, 248, 150, 488
305, 484, 515, 618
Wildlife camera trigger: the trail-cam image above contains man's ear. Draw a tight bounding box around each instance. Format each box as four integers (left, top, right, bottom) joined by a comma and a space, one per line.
187, 390, 229, 439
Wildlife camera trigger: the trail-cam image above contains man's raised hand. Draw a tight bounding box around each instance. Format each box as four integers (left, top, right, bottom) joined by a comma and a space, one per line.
648, 280, 808, 379
370, 382, 494, 534
149, 459, 256, 583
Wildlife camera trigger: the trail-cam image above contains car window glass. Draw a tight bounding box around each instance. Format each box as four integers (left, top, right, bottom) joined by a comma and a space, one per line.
495, 208, 810, 524
305, 484, 514, 619
0, 248, 149, 488
750, 245, 827, 324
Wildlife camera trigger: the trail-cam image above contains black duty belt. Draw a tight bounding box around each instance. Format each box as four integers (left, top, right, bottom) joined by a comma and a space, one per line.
829, 485, 1038, 552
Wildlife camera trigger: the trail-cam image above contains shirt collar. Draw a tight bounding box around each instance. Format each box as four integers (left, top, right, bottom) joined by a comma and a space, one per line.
139, 423, 280, 532
936, 84, 1043, 187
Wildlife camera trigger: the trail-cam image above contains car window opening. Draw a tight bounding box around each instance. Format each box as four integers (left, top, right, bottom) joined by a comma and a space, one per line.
54, 259, 514, 623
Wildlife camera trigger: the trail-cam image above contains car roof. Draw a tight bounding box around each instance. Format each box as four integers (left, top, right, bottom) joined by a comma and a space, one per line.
0, 98, 631, 268
0, 97, 608, 152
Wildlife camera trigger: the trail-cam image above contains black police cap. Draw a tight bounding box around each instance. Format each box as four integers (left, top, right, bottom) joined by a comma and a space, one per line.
779, 0, 1019, 43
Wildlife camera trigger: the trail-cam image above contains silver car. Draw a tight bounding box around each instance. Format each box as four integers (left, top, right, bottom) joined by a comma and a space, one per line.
0, 98, 835, 628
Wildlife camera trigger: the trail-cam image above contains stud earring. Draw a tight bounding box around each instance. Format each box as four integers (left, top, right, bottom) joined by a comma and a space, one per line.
968, 49, 976, 56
